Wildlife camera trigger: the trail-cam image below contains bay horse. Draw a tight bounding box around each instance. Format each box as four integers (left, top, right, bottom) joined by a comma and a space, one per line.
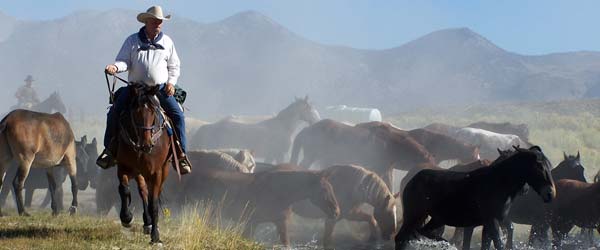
95, 149, 254, 216
293, 164, 398, 248
0, 109, 78, 216
191, 96, 320, 163
0, 136, 90, 210
178, 165, 340, 246
291, 119, 435, 189
394, 146, 556, 250
113, 83, 172, 244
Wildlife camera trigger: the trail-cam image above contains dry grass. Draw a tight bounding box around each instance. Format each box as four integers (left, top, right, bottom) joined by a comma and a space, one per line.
0, 203, 263, 250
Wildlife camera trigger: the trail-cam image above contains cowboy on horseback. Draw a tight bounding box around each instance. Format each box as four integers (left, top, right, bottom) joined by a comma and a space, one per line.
97, 5, 191, 174
15, 75, 40, 109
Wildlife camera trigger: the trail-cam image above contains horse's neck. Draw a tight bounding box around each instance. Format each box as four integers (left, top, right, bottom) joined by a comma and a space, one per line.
261, 110, 301, 132
487, 159, 527, 195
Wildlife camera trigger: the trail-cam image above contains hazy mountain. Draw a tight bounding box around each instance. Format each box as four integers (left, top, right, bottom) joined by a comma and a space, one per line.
1, 10, 599, 119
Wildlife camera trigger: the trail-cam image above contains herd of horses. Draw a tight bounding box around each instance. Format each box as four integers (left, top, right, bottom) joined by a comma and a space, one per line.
0, 90, 597, 250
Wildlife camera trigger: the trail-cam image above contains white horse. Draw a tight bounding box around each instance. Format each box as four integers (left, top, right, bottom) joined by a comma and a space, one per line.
452, 127, 529, 160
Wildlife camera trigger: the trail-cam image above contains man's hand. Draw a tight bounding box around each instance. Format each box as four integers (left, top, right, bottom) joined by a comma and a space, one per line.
105, 64, 117, 75
165, 83, 175, 96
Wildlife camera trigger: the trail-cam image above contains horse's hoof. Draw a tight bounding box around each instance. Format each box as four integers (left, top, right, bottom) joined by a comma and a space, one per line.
143, 225, 152, 235
69, 206, 77, 215
20, 211, 31, 217
121, 216, 134, 228
150, 240, 163, 247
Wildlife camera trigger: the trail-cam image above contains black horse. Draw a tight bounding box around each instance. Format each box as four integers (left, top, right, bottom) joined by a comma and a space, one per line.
395, 146, 555, 250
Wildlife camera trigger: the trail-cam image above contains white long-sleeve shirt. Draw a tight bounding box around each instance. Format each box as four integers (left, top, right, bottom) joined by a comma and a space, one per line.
114, 32, 180, 85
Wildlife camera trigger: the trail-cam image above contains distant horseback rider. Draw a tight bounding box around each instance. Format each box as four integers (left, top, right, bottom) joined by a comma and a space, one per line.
96, 5, 191, 174
15, 75, 40, 109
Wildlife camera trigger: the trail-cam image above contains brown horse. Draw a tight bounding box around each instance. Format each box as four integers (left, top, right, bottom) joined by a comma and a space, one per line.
0, 109, 78, 216
357, 122, 480, 164
291, 119, 435, 189
113, 84, 172, 244
395, 146, 556, 250
191, 96, 320, 163
548, 178, 600, 248
178, 166, 340, 246
0, 136, 90, 210
293, 164, 398, 248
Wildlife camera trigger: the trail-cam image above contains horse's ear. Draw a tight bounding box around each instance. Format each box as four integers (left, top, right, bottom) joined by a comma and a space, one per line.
497, 148, 502, 154
577, 151, 581, 160
564, 152, 568, 160
91, 137, 97, 145
393, 192, 401, 199
81, 136, 87, 145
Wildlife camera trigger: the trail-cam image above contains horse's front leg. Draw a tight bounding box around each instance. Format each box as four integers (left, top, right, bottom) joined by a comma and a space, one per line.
323, 218, 337, 249
462, 227, 474, 250
275, 216, 290, 247
148, 175, 163, 244
24, 188, 35, 208
346, 207, 378, 242
135, 175, 152, 234
500, 219, 514, 249
117, 168, 133, 228
481, 219, 503, 250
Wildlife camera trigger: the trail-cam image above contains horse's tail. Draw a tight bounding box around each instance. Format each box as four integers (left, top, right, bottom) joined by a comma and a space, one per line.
290, 128, 306, 166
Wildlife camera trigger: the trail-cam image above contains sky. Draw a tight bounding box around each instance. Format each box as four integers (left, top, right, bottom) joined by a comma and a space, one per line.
2, 0, 600, 55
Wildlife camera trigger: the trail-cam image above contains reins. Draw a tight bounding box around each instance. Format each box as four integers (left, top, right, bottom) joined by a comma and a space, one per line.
104, 71, 182, 180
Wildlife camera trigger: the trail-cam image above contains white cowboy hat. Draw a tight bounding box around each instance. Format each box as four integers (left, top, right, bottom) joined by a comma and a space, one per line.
137, 6, 171, 23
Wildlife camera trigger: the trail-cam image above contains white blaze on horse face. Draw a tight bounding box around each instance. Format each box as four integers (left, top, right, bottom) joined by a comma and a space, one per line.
476, 153, 481, 160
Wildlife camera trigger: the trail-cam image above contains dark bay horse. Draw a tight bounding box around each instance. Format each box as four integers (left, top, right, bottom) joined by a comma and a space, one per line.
395, 147, 556, 250
113, 84, 172, 244
291, 119, 435, 189
502, 152, 587, 249
178, 166, 340, 246
548, 178, 600, 248
293, 164, 398, 247
0, 109, 78, 216
191, 96, 320, 163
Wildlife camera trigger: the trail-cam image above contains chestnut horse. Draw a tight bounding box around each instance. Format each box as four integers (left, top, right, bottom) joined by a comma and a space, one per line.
113, 84, 172, 244
357, 122, 480, 164
548, 178, 600, 248
293, 164, 398, 248
0, 109, 78, 216
395, 147, 556, 250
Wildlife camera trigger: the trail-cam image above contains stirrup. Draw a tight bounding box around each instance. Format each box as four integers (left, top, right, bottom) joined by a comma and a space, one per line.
178, 157, 192, 175
96, 149, 117, 169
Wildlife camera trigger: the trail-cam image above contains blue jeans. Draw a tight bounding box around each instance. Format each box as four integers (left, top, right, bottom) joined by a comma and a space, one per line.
103, 84, 187, 153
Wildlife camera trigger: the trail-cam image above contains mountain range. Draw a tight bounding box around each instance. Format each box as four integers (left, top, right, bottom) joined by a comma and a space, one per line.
1, 9, 599, 118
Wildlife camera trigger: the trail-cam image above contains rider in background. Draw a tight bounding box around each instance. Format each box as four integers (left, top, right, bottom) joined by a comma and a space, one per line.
96, 5, 191, 174
15, 75, 40, 109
